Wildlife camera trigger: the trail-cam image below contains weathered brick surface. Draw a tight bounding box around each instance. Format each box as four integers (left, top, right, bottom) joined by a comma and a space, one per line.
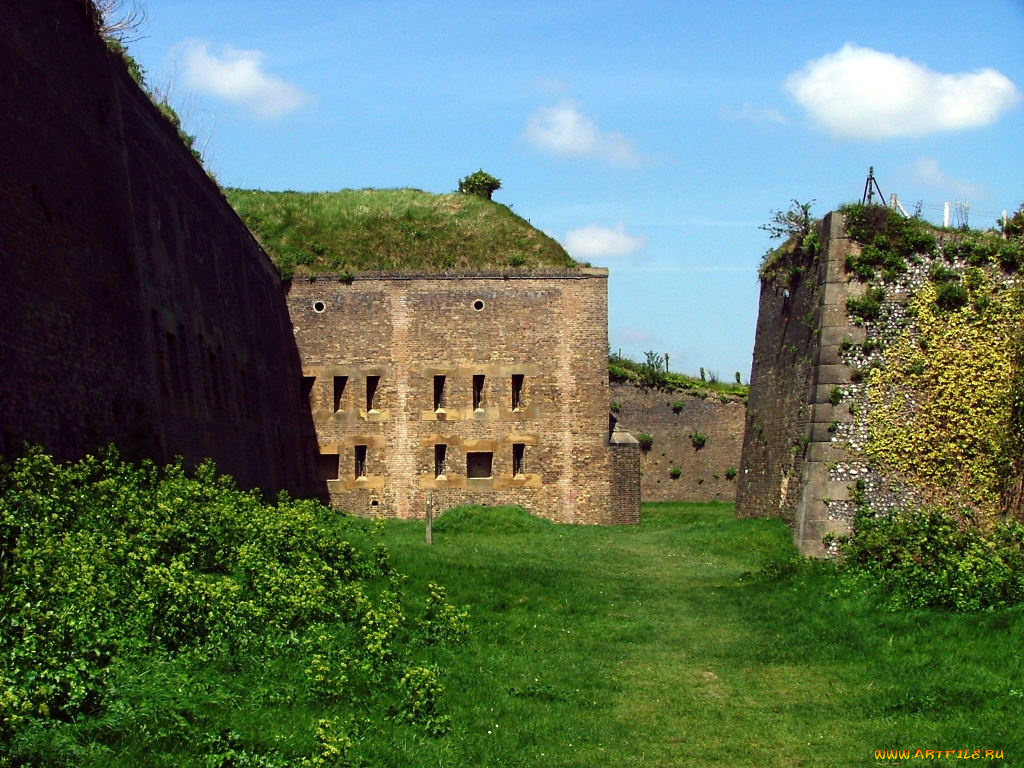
288, 271, 640, 524
736, 213, 859, 555
0, 0, 319, 495
610, 383, 744, 502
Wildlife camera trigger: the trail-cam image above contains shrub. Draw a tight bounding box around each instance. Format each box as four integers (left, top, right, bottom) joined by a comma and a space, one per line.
669, 466, 682, 479
725, 467, 737, 480
457, 170, 501, 200
935, 281, 969, 311
828, 386, 843, 406
929, 263, 959, 283
689, 431, 707, 450
760, 199, 814, 241
847, 287, 886, 323
997, 239, 1024, 272
0, 447, 467, 753
837, 504, 1024, 611
671, 401, 684, 414
637, 433, 654, 451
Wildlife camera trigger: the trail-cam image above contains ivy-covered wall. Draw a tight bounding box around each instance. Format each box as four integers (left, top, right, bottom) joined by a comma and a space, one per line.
739, 205, 1024, 556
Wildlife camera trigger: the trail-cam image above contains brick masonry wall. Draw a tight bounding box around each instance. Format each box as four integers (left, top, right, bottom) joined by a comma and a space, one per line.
287, 271, 640, 524
610, 382, 745, 502
0, 0, 319, 495
736, 213, 859, 555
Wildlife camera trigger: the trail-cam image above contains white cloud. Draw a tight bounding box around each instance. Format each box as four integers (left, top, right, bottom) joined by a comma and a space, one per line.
785, 44, 1020, 139
563, 223, 646, 259
523, 100, 640, 167
911, 158, 984, 198
178, 40, 313, 120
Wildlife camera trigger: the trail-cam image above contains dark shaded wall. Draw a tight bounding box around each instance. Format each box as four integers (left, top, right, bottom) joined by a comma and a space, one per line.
610, 383, 745, 502
0, 0, 319, 495
735, 225, 823, 524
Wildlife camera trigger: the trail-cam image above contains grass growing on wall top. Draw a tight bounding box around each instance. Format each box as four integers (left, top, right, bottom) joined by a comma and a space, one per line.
224, 187, 579, 278
609, 351, 748, 399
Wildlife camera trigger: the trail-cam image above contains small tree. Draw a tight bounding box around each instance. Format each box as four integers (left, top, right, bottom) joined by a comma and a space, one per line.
640, 350, 667, 389
457, 170, 501, 200
761, 200, 815, 241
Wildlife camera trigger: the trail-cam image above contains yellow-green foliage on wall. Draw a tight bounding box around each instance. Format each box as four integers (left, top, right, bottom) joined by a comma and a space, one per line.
866, 274, 1024, 515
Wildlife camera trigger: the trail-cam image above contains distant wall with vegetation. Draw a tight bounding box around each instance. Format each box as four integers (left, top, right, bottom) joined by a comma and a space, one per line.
610, 382, 744, 503
739, 204, 1024, 556
0, 0, 319, 495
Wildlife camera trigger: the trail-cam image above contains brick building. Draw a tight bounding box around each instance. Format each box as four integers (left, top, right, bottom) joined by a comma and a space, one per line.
288, 271, 641, 524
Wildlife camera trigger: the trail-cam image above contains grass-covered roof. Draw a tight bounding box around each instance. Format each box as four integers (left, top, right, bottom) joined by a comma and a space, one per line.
224, 187, 579, 278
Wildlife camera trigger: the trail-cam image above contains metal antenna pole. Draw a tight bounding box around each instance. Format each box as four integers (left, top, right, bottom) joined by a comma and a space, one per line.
862, 167, 886, 206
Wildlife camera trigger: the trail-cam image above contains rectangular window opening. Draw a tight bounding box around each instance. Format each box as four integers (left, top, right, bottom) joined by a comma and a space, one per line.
366, 375, 380, 412
466, 451, 493, 479
512, 443, 525, 477
433, 375, 447, 411
333, 376, 348, 412
511, 374, 525, 410
354, 445, 368, 478
315, 453, 339, 481
434, 444, 447, 478
472, 374, 485, 410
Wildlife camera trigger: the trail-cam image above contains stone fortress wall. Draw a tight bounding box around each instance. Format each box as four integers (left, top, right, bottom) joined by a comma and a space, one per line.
736, 213, 862, 555
610, 382, 744, 503
0, 0, 320, 496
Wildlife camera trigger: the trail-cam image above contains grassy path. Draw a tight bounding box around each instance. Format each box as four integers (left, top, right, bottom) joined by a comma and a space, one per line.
383, 503, 1024, 768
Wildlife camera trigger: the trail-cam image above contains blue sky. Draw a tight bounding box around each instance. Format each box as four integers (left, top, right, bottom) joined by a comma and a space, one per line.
125, 0, 1024, 381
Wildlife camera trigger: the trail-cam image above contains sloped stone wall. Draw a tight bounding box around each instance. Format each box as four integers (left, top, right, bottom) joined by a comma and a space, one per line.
0, 0, 319, 495
736, 213, 856, 554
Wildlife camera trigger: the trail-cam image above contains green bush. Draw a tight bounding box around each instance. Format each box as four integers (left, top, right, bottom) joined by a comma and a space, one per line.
669, 466, 682, 479
836, 504, 1024, 611
841, 204, 936, 281
828, 386, 843, 406
457, 170, 501, 200
846, 287, 886, 323
935, 281, 969, 311
929, 263, 959, 283
637, 433, 654, 451
689, 431, 707, 450
0, 447, 467, 757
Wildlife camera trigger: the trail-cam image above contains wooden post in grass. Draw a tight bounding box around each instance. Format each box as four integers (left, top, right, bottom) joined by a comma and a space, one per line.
426, 491, 433, 545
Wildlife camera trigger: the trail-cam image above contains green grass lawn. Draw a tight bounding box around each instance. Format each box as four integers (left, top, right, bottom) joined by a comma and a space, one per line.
382, 503, 1024, 768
